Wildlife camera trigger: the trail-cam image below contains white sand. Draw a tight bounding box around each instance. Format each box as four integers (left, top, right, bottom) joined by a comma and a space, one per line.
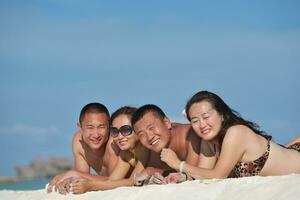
0, 174, 299, 200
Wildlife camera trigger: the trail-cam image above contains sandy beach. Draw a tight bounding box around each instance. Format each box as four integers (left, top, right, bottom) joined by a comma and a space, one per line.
0, 174, 299, 200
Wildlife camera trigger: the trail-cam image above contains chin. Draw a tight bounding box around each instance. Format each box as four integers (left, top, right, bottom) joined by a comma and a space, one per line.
90, 142, 103, 150
204, 134, 218, 142
119, 145, 130, 151
152, 145, 163, 153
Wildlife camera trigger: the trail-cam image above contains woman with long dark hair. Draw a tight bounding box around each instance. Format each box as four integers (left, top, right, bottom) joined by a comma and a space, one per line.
161, 91, 300, 179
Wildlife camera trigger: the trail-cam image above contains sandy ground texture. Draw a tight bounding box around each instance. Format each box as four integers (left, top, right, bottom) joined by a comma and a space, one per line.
0, 174, 299, 200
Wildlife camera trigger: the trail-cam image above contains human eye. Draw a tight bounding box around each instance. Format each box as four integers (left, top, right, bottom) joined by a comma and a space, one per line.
203, 115, 210, 119
99, 124, 107, 129
137, 131, 145, 138
86, 125, 94, 130
190, 118, 198, 124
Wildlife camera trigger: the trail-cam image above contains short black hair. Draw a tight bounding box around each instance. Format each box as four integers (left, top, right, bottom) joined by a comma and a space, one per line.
131, 104, 166, 127
110, 106, 137, 126
79, 102, 109, 124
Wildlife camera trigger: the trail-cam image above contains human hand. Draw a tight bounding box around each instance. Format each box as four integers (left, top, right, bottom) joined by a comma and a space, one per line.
47, 172, 66, 193
55, 177, 74, 195
160, 148, 181, 170
148, 172, 166, 185
133, 171, 151, 186
71, 178, 91, 194
47, 170, 79, 193
164, 172, 187, 184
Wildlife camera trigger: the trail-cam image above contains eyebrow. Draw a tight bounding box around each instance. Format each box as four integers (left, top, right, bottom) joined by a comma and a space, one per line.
201, 111, 210, 116
136, 122, 153, 134
146, 122, 153, 129
190, 116, 198, 120
191, 110, 213, 118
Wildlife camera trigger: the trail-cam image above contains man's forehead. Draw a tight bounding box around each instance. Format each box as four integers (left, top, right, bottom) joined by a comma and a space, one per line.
141, 111, 161, 122
82, 112, 109, 122
137, 112, 162, 128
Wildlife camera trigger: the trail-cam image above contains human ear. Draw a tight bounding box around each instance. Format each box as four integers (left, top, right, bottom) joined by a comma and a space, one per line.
77, 122, 82, 131
163, 117, 172, 130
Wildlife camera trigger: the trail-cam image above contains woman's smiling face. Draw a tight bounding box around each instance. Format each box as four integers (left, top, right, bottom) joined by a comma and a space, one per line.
111, 114, 138, 151
188, 101, 223, 142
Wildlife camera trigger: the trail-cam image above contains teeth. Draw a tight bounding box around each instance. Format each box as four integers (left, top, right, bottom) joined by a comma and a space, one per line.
202, 129, 210, 134
119, 141, 127, 145
151, 139, 159, 145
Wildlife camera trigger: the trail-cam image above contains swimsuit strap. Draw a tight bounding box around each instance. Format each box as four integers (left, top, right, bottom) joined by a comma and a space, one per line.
230, 137, 271, 178
266, 138, 271, 153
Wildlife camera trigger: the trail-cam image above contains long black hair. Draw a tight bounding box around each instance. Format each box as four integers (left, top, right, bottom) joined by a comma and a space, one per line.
185, 91, 271, 146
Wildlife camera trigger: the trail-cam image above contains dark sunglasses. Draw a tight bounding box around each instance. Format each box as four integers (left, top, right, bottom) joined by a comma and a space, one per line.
110, 125, 133, 138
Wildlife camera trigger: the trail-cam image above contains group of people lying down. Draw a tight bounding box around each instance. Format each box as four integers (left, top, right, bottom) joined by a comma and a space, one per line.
47, 90, 300, 194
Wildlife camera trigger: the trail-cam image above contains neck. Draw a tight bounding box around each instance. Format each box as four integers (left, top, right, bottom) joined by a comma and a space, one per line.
210, 137, 220, 146
81, 137, 105, 155
129, 142, 140, 156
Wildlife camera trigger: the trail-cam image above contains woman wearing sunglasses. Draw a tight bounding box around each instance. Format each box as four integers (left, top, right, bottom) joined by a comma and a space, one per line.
70, 106, 150, 193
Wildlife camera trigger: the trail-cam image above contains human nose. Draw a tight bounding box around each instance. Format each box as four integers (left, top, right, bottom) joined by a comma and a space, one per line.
117, 131, 124, 139
199, 118, 207, 129
146, 130, 155, 142
92, 127, 102, 137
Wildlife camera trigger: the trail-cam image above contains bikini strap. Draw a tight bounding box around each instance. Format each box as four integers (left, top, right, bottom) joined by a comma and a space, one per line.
266, 138, 271, 153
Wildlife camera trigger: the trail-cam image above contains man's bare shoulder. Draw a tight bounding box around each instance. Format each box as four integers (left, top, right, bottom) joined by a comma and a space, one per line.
171, 123, 194, 138
72, 131, 84, 154
171, 123, 190, 132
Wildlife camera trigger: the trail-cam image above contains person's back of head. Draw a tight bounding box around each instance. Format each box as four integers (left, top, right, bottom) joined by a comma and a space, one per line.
131, 104, 166, 127
79, 102, 110, 124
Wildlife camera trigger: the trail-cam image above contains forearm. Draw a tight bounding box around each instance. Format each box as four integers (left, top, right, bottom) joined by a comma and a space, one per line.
181, 162, 225, 179
89, 178, 133, 191
76, 172, 109, 181
143, 167, 164, 176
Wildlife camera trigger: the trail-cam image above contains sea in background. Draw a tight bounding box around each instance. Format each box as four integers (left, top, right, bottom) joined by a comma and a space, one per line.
0, 178, 50, 191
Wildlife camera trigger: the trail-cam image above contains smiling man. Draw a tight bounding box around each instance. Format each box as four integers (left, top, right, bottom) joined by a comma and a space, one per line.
47, 103, 119, 194
131, 104, 201, 184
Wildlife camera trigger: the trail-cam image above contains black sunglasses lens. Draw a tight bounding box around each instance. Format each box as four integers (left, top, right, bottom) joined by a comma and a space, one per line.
110, 127, 119, 137
119, 125, 133, 136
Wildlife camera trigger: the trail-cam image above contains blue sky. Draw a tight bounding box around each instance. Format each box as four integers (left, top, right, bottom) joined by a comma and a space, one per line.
1, 0, 299, 176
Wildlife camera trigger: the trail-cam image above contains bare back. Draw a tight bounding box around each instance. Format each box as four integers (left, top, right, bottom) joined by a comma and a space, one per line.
261, 141, 300, 175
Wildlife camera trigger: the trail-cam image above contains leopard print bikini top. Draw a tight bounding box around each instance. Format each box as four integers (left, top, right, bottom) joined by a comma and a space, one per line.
230, 139, 271, 178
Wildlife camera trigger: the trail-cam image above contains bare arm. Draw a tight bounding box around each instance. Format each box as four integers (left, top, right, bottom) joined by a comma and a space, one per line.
47, 133, 108, 194
109, 154, 132, 180
197, 140, 217, 169
161, 126, 246, 179
72, 133, 90, 173
71, 155, 143, 194
47, 133, 88, 193
185, 128, 201, 166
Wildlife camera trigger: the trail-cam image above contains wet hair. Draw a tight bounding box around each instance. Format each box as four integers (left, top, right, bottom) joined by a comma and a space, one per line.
185, 91, 271, 145
110, 106, 138, 126
79, 102, 109, 124
131, 104, 166, 127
